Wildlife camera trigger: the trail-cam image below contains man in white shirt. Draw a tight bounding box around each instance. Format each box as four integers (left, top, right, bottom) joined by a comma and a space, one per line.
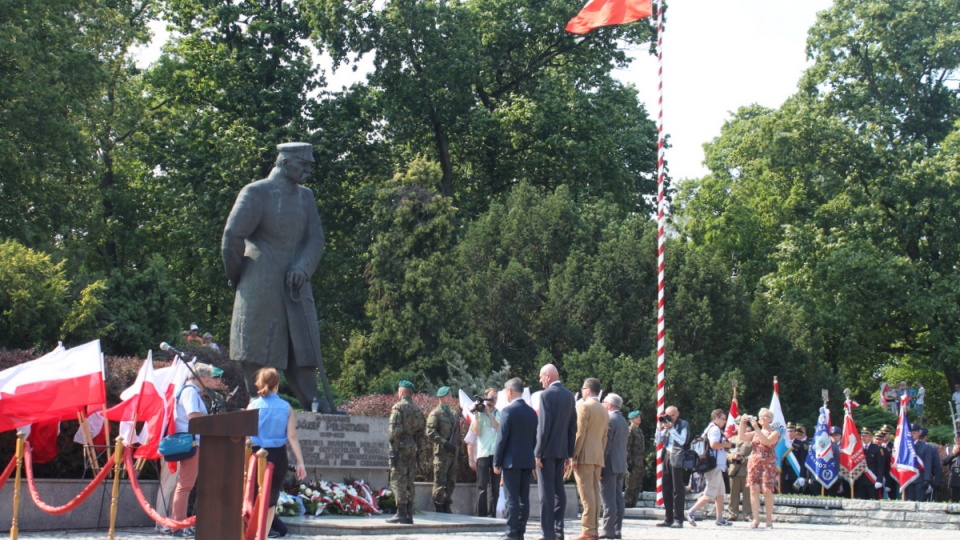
472, 388, 501, 517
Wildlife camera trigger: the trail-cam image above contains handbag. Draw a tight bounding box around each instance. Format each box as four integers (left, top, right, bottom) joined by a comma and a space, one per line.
159, 433, 197, 462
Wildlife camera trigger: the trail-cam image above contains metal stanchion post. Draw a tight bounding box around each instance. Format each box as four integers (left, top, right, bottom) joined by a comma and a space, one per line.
10, 432, 25, 540
108, 437, 125, 540
256, 449, 269, 540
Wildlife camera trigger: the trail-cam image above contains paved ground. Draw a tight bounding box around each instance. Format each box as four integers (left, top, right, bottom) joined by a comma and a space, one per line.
12, 518, 960, 540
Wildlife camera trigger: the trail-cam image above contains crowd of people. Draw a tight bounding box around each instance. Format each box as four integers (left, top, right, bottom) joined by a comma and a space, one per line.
386, 370, 960, 540
386, 365, 647, 540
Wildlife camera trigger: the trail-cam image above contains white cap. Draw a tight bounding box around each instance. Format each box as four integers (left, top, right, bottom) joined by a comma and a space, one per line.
190, 323, 199, 331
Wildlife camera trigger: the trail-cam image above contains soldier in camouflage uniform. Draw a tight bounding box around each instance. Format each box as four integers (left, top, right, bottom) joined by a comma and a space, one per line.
624, 410, 645, 507
386, 380, 425, 524
426, 386, 460, 513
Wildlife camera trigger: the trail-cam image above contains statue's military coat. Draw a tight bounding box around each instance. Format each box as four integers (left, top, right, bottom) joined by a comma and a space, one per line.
222, 177, 325, 369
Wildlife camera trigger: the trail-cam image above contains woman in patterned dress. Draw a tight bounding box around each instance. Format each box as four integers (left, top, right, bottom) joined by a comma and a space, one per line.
738, 408, 780, 529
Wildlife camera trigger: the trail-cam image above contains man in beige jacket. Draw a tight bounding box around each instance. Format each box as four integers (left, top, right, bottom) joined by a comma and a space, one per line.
573, 378, 609, 540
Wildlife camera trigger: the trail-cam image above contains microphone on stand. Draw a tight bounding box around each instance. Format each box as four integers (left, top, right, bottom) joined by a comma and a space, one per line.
159, 342, 187, 357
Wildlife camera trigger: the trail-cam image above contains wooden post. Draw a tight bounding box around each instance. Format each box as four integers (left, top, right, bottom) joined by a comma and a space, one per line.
108, 437, 125, 540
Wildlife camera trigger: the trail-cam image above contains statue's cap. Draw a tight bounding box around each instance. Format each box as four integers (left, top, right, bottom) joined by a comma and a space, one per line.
277, 142, 315, 163
436, 386, 451, 397
628, 410, 640, 419
398, 380, 416, 391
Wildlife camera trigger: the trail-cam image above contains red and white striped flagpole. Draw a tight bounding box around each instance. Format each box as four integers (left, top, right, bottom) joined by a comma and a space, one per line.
654, 0, 667, 510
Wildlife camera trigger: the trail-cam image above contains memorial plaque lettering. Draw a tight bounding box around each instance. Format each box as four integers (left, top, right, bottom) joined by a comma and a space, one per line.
294, 413, 390, 469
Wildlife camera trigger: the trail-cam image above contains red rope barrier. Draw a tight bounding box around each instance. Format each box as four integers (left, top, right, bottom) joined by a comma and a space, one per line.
242, 454, 258, 521
24, 442, 113, 515
122, 452, 196, 530
244, 463, 273, 540
0, 455, 16, 494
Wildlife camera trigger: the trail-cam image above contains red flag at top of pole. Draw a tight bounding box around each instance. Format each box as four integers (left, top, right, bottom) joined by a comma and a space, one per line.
565, 0, 653, 34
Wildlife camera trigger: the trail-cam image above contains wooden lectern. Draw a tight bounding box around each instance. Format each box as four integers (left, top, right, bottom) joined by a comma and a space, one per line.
189, 409, 259, 540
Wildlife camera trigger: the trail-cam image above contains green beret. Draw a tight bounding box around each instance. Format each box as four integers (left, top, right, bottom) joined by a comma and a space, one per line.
398, 380, 416, 391
628, 410, 640, 419
437, 386, 451, 397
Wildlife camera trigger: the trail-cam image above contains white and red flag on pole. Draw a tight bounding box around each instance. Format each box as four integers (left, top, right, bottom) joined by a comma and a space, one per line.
724, 398, 739, 439
565, 0, 653, 34
104, 354, 192, 459
0, 340, 106, 432
839, 410, 872, 483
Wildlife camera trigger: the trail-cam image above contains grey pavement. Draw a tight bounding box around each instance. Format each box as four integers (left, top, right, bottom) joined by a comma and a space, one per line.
12, 518, 960, 540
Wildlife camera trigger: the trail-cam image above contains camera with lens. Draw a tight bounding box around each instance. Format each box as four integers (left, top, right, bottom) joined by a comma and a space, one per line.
471, 395, 494, 413
743, 414, 756, 422
658, 414, 672, 425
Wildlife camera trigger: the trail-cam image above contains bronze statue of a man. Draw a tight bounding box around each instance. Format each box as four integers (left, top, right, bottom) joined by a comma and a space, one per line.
222, 142, 334, 413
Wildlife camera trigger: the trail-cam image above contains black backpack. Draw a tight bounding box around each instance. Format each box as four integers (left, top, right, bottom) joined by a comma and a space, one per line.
685, 425, 719, 473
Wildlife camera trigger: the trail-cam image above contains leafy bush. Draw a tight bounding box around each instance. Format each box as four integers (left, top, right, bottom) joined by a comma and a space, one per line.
0, 240, 71, 350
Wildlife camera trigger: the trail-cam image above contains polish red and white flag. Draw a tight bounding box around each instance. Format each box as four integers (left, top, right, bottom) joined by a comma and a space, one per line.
0, 340, 106, 433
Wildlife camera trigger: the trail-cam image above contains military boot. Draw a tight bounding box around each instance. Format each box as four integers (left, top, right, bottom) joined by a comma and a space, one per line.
435, 501, 445, 512
404, 502, 415, 524
385, 503, 407, 524
442, 502, 453, 513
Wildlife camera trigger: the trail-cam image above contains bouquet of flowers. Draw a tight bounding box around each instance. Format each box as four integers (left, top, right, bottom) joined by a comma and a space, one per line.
377, 488, 396, 513
277, 490, 306, 517
279, 479, 383, 517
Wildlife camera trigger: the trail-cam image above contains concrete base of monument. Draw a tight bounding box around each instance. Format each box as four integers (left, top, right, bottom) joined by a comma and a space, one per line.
284, 510, 505, 536
0, 479, 160, 531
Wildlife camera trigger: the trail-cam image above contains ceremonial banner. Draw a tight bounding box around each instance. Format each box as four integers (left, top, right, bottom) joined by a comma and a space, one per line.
770, 380, 802, 476
839, 411, 867, 482
0, 340, 106, 432
724, 398, 739, 439
805, 406, 840, 489
890, 395, 922, 488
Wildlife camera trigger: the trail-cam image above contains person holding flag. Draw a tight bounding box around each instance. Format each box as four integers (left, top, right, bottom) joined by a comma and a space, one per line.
805, 407, 841, 495
738, 409, 779, 529
890, 394, 923, 500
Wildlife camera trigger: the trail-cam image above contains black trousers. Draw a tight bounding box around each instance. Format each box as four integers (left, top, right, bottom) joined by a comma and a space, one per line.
537, 458, 567, 539
662, 464, 685, 523
476, 456, 501, 517
503, 468, 532, 539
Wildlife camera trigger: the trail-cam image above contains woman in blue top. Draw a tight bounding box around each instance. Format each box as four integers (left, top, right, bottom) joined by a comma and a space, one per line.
247, 367, 307, 531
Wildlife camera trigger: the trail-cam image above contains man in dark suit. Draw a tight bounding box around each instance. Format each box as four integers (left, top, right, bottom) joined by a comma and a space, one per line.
535, 363, 577, 540
859, 428, 883, 499
495, 377, 539, 540
599, 393, 628, 540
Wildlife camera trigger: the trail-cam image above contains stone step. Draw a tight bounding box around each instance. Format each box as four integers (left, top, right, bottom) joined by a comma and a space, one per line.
626, 492, 960, 530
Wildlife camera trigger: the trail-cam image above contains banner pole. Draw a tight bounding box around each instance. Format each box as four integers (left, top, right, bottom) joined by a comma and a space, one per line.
653, 0, 667, 510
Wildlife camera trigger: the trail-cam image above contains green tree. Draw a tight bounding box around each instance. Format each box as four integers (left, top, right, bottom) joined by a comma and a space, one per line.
303, 0, 658, 215
340, 158, 475, 393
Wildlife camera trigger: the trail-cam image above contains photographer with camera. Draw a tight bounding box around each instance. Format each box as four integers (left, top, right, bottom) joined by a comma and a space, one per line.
654, 406, 689, 528
471, 388, 501, 517
685, 409, 734, 527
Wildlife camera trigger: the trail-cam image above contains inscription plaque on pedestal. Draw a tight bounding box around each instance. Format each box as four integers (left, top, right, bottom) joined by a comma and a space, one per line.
294, 413, 390, 469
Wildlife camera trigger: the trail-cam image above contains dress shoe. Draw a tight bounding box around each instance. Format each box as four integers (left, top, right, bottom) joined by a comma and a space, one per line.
669, 522, 683, 528
654, 521, 673, 527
